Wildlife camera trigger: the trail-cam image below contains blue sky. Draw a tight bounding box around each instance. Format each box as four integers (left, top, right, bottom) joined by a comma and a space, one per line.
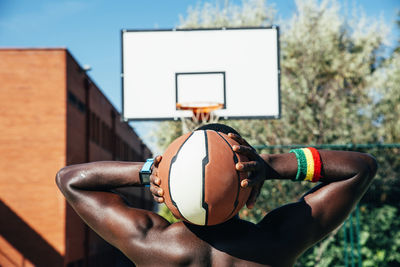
1, 0, 398, 152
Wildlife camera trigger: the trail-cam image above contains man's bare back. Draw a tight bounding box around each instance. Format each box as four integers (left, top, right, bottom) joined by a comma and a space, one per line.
154, 217, 305, 267
56, 124, 377, 266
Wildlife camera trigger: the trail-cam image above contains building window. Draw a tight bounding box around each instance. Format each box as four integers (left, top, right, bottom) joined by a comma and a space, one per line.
101, 122, 112, 153
90, 112, 100, 145
87, 113, 136, 159
67, 91, 86, 114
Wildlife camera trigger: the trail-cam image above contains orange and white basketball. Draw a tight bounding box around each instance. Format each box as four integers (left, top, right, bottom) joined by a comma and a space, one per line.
158, 130, 251, 226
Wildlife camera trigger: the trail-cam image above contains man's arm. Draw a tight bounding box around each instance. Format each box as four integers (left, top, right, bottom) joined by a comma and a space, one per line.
227, 133, 377, 255
255, 150, 377, 255
55, 159, 170, 262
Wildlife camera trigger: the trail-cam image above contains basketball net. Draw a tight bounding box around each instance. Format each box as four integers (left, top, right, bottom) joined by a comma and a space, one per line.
176, 102, 223, 133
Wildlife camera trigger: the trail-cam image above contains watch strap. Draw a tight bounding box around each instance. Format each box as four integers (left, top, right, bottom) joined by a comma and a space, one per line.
139, 158, 154, 185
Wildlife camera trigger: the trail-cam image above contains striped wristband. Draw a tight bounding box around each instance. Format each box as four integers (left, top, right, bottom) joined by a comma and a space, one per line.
290, 147, 322, 182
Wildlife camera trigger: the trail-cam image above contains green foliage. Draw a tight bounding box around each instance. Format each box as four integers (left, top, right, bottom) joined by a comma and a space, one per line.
179, 0, 275, 28
158, 203, 181, 223
367, 37, 400, 207
296, 205, 400, 267
362, 147, 400, 207
156, 120, 183, 151
372, 52, 400, 143
361, 205, 400, 266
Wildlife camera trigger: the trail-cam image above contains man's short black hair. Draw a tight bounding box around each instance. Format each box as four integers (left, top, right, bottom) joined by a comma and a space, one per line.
195, 123, 241, 136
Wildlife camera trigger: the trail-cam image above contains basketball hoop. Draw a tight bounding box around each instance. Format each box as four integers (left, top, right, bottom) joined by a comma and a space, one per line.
176, 102, 223, 132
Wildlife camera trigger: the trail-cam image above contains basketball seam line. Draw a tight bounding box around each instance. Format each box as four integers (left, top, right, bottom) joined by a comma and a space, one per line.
202, 130, 210, 226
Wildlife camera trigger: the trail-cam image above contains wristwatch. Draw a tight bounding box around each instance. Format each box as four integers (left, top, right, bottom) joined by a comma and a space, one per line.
139, 158, 154, 185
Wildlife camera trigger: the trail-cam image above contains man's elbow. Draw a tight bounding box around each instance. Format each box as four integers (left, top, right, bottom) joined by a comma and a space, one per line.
55, 166, 76, 196
361, 153, 378, 181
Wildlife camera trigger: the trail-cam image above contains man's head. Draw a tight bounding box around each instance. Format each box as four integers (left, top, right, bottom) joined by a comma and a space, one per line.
196, 123, 241, 136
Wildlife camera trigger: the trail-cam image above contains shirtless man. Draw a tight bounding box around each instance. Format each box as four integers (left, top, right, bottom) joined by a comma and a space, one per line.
56, 124, 377, 266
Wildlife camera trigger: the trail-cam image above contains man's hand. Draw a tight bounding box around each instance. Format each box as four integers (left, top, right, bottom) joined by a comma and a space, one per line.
228, 133, 268, 209
150, 156, 164, 203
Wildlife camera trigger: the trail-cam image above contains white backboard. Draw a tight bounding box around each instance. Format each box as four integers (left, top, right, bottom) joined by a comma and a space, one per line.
122, 27, 280, 120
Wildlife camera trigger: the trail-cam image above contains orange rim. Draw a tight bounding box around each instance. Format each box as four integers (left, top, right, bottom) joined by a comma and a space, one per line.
176, 102, 224, 114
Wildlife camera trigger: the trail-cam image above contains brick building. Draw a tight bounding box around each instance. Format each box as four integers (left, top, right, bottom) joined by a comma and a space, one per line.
0, 48, 153, 266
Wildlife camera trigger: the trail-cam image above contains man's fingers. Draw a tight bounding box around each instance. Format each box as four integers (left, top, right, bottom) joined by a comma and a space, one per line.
238, 160, 262, 189
154, 155, 162, 167
150, 183, 163, 197
150, 156, 164, 203
228, 133, 251, 146
246, 189, 258, 209
236, 161, 258, 172
244, 180, 264, 209
240, 176, 261, 188
150, 175, 161, 185
246, 185, 261, 209
233, 145, 257, 159
228, 132, 254, 147
149, 184, 160, 196
153, 196, 164, 203
247, 172, 263, 186
228, 132, 242, 143
150, 179, 164, 203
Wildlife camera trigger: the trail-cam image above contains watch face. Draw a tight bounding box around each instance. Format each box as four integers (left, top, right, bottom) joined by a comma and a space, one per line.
140, 173, 150, 185
142, 173, 150, 184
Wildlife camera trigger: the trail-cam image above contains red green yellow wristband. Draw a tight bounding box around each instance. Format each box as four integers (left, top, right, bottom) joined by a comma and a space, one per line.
290, 147, 322, 182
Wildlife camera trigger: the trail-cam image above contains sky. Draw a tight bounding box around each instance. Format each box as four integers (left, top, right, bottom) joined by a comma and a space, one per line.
1, 0, 399, 153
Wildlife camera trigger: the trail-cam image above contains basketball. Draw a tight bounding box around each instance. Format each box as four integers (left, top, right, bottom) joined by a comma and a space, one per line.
158, 129, 251, 226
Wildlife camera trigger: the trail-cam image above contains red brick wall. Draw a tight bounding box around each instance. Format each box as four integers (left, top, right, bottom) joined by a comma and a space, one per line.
0, 48, 154, 267
0, 49, 67, 266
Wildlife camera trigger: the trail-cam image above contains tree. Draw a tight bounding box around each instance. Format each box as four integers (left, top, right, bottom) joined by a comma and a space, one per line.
178, 0, 275, 28
366, 17, 400, 207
